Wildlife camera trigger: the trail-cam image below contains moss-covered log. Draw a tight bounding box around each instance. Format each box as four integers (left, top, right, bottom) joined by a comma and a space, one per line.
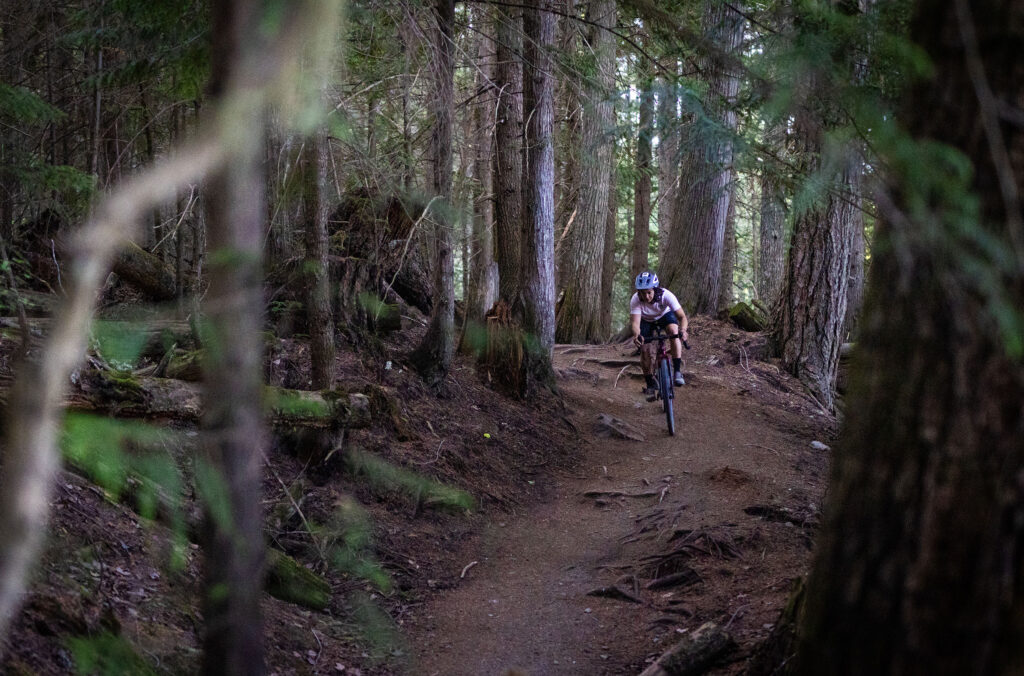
728, 301, 768, 332
4, 370, 373, 428
113, 241, 179, 301
265, 548, 331, 610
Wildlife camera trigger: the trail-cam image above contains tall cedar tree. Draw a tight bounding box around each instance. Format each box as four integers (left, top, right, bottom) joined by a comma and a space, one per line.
518, 0, 558, 390
410, 0, 456, 389
304, 125, 335, 390
632, 58, 654, 281
793, 0, 1024, 672
467, 4, 497, 321
493, 3, 524, 303
555, 0, 616, 343
656, 69, 679, 264
771, 3, 865, 410
661, 0, 745, 314
758, 122, 787, 308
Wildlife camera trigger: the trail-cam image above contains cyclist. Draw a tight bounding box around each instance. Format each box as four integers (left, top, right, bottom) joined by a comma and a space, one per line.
629, 271, 689, 396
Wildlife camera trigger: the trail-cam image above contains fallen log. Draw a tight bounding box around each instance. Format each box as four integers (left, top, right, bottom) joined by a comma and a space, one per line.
112, 241, 178, 301
639, 621, 736, 676
2, 369, 373, 427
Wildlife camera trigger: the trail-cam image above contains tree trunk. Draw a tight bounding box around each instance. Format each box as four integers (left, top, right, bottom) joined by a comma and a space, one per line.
757, 124, 787, 309
794, 2, 1024, 674
303, 127, 335, 390
555, 0, 615, 343
656, 67, 679, 266
601, 161, 618, 336
843, 164, 866, 340
410, 0, 456, 390
467, 4, 497, 323
200, 0, 269, 672
632, 59, 654, 280
493, 3, 524, 303
661, 1, 745, 315
517, 0, 558, 393
771, 101, 854, 411
719, 167, 737, 311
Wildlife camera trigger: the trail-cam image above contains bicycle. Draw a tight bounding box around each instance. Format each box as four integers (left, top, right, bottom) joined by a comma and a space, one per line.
644, 326, 690, 436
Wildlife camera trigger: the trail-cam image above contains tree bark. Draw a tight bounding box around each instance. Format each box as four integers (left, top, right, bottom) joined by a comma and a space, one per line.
303, 126, 335, 390
632, 58, 654, 280
757, 124, 787, 309
719, 167, 737, 311
493, 3, 524, 303
410, 0, 456, 390
661, 1, 745, 314
555, 0, 616, 343
601, 161, 618, 336
656, 67, 679, 266
793, 1, 1024, 674
467, 4, 497, 322
518, 0, 558, 392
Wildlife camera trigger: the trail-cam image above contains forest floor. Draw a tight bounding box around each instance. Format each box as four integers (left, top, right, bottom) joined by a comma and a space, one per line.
0, 312, 833, 676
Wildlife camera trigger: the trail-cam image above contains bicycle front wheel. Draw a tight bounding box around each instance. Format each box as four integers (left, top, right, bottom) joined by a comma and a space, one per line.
658, 359, 675, 436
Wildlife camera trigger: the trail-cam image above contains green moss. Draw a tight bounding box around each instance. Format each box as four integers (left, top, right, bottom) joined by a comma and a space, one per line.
265, 548, 331, 610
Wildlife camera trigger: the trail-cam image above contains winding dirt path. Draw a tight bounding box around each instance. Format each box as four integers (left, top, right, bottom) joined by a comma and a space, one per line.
409, 335, 831, 675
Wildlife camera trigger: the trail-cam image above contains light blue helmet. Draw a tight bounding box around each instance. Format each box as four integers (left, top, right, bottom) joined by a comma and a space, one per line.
635, 271, 659, 290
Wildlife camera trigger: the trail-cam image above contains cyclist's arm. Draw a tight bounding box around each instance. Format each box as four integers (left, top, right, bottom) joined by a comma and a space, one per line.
631, 313, 643, 344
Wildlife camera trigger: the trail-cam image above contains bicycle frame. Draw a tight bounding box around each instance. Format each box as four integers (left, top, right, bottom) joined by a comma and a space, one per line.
647, 327, 683, 436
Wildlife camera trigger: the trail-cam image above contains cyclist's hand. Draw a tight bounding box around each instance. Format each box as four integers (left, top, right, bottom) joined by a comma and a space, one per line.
633, 335, 644, 347
681, 328, 689, 343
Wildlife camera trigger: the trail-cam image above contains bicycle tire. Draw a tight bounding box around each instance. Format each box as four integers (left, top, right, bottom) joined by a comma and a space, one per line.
658, 358, 675, 436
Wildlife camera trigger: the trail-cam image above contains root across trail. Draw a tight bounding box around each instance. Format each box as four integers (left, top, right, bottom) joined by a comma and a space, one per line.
408, 328, 833, 675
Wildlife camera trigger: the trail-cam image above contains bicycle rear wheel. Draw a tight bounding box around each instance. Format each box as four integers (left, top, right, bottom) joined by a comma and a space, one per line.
658, 359, 675, 436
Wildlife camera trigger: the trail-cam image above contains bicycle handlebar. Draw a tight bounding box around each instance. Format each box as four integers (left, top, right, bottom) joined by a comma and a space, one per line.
649, 329, 691, 350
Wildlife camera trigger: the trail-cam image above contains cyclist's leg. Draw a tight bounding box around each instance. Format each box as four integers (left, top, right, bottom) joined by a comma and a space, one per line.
664, 319, 685, 386
638, 319, 658, 392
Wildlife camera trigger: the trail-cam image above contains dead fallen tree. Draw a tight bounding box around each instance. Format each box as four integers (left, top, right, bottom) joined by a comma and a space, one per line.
0, 369, 372, 428
112, 241, 179, 301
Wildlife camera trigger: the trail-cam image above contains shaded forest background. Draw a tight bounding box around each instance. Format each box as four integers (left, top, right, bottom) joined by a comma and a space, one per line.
1, 0, 1022, 674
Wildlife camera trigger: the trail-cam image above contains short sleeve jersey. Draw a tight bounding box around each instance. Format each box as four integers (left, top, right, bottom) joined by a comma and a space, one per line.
629, 288, 682, 322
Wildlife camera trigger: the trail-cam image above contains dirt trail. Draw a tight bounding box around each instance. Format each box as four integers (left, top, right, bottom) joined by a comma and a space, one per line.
409, 334, 832, 675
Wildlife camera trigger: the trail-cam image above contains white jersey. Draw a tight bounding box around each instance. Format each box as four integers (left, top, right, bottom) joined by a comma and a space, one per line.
629, 288, 682, 321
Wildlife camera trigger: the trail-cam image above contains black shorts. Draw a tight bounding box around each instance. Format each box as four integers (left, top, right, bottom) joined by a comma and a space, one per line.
639, 313, 678, 340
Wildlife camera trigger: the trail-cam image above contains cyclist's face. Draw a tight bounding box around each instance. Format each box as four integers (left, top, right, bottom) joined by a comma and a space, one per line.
638, 288, 654, 302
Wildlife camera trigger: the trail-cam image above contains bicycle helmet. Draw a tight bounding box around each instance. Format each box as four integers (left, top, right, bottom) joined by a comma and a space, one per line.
635, 271, 659, 290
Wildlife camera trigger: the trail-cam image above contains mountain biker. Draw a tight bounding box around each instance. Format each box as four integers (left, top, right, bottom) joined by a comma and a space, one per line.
629, 271, 689, 396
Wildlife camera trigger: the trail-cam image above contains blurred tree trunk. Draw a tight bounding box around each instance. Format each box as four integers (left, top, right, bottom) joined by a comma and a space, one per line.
555, 0, 615, 343
791, 1, 1024, 674
661, 0, 745, 314
410, 0, 455, 389
518, 0, 558, 392
303, 125, 335, 390
632, 58, 654, 280
656, 66, 679, 266
199, 0, 269, 672
493, 3, 524, 303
